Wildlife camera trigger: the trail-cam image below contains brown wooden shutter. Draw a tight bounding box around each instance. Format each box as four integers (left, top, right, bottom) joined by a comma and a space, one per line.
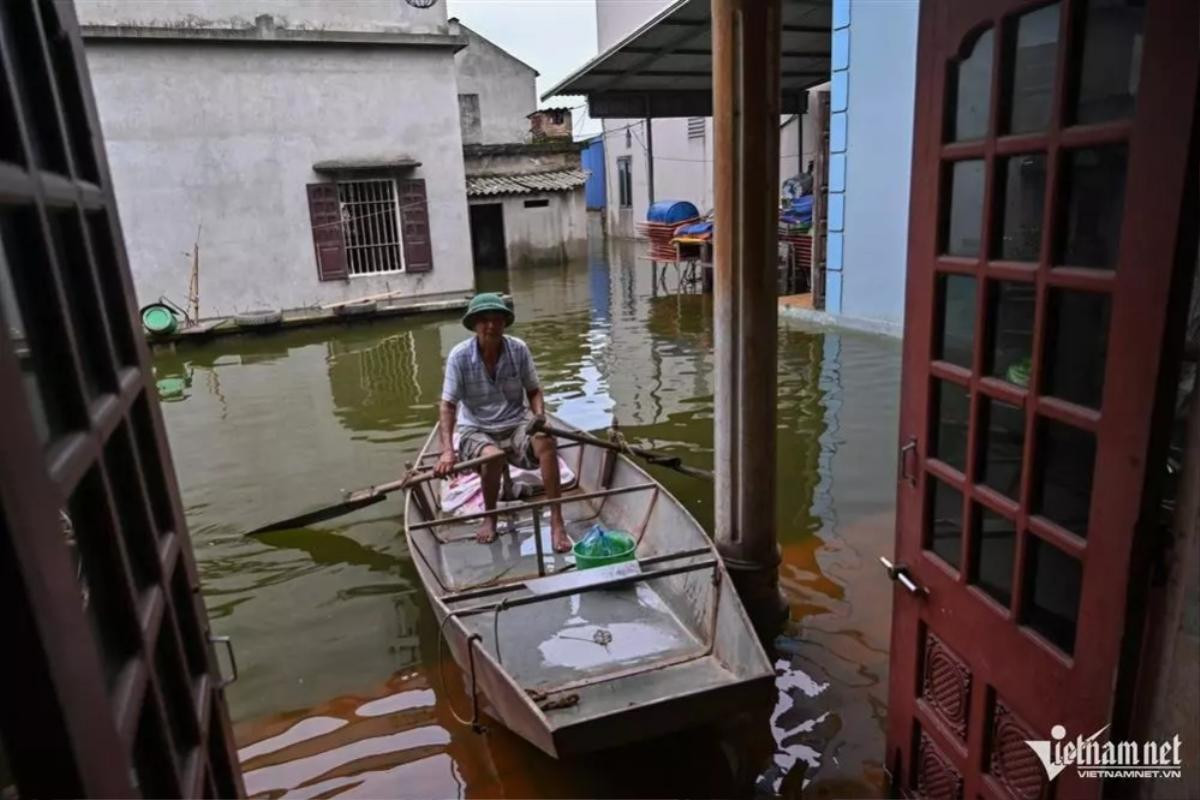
398, 178, 433, 273
306, 182, 348, 281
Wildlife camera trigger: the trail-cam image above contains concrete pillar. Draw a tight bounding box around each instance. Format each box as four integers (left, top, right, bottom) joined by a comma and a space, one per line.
711, 0, 788, 634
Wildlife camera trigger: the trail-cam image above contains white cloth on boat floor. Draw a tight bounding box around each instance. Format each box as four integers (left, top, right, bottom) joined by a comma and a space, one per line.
439, 452, 576, 516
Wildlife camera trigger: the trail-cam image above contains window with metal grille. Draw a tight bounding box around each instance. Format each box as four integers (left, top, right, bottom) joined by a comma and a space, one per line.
337, 179, 405, 275
687, 117, 706, 139
617, 157, 633, 208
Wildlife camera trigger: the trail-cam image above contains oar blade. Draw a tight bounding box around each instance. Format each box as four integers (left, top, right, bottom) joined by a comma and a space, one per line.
245, 493, 388, 536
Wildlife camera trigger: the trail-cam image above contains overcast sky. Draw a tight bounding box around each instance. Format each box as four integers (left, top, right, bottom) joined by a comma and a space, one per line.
445, 0, 603, 137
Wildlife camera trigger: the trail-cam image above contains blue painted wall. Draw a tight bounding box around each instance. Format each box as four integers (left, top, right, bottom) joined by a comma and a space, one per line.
839, 0, 919, 330
582, 135, 607, 210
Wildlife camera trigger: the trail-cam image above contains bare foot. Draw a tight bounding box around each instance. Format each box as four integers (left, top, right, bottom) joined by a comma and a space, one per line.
476, 518, 498, 544
551, 523, 572, 553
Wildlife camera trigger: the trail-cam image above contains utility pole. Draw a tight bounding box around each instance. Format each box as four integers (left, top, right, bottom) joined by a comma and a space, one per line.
711, 0, 788, 635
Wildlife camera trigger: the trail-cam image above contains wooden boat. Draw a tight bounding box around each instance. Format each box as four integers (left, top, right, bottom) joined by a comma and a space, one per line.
403, 414, 775, 758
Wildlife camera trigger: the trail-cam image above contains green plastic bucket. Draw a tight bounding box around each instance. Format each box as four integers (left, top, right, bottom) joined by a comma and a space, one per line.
141, 304, 178, 335
573, 529, 636, 571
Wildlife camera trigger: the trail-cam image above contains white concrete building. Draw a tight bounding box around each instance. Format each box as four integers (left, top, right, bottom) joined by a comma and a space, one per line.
453, 21, 538, 146
455, 25, 589, 272
78, 0, 475, 319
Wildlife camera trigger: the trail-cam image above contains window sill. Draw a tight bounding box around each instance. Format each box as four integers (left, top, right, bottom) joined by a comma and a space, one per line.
349, 270, 406, 278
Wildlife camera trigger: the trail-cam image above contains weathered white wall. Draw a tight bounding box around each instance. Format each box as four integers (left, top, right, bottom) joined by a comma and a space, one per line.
472, 190, 587, 268
838, 1, 918, 329
596, 0, 673, 238
454, 24, 538, 145
85, 42, 474, 317
76, 0, 448, 33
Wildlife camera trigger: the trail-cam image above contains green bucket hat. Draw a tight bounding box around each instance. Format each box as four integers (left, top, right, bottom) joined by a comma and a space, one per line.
462, 292, 515, 330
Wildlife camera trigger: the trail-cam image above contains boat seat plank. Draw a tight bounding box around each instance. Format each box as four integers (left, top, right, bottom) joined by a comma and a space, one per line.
460, 582, 707, 691
542, 655, 742, 727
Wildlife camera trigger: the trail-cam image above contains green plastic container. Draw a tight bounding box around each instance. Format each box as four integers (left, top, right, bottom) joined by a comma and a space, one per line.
573, 528, 636, 570
141, 304, 178, 335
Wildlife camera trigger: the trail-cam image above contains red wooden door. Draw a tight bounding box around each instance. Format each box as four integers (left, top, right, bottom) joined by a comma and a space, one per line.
886, 0, 1198, 798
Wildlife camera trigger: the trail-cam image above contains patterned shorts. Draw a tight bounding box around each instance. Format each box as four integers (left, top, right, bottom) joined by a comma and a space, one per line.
456, 413, 540, 470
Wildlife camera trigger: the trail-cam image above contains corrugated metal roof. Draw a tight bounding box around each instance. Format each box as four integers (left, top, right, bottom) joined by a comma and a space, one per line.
466, 168, 590, 197
542, 0, 830, 117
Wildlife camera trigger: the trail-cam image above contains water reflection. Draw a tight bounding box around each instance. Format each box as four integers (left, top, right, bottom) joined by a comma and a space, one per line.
157, 234, 900, 797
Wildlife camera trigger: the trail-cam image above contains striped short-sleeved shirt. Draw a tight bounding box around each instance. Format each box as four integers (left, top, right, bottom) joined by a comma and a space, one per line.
441, 335, 540, 432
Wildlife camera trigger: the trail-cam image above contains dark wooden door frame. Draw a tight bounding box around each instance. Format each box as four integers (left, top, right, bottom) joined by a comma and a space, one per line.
0, 1, 243, 796
887, 0, 1199, 798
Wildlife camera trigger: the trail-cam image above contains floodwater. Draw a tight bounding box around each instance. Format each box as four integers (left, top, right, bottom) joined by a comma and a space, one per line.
153, 236, 901, 798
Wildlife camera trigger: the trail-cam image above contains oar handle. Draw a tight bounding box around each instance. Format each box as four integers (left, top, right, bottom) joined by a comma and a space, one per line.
535, 422, 712, 480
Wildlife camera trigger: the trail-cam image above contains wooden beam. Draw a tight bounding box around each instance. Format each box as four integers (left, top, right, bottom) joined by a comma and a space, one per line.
711, 0, 787, 634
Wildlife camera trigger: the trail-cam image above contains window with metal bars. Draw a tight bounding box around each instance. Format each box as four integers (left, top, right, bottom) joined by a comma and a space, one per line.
617, 157, 633, 208
337, 179, 405, 275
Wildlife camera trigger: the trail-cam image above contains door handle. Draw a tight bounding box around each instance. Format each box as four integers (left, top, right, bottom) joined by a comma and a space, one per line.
880, 556, 928, 597
898, 437, 917, 486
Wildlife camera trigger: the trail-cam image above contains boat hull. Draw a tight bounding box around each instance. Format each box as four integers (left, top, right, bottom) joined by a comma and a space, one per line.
405, 414, 775, 757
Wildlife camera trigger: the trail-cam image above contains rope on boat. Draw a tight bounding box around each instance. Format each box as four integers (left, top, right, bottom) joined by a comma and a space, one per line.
492, 597, 510, 666
436, 611, 486, 734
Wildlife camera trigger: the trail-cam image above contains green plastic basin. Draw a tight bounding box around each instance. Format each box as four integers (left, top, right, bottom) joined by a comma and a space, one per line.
142, 304, 178, 335
573, 529, 636, 571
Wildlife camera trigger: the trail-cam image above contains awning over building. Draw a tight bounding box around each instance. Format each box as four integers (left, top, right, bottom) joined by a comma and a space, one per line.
466, 168, 590, 197
312, 155, 421, 174
542, 0, 830, 118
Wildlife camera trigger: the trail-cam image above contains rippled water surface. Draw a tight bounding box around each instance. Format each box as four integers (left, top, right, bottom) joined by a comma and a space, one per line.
155, 237, 901, 798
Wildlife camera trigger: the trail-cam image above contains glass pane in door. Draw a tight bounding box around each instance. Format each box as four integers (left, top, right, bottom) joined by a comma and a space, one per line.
1034, 418, 1095, 537
1059, 145, 1128, 268
948, 28, 994, 141
1074, 0, 1146, 123
937, 274, 977, 368
994, 155, 1047, 262
1023, 536, 1082, 653
928, 478, 965, 569
1004, 3, 1060, 134
979, 398, 1025, 499
988, 281, 1035, 385
946, 160, 986, 257
1043, 290, 1110, 408
933, 380, 971, 472
973, 508, 1017, 607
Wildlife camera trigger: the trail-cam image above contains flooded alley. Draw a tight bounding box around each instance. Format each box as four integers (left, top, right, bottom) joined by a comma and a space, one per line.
153, 240, 901, 798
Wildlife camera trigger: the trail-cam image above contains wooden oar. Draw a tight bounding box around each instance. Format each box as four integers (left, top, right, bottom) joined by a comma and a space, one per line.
532, 420, 713, 480
245, 452, 502, 535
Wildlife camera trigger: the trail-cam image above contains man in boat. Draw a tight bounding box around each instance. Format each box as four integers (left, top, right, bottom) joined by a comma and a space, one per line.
435, 293, 571, 552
